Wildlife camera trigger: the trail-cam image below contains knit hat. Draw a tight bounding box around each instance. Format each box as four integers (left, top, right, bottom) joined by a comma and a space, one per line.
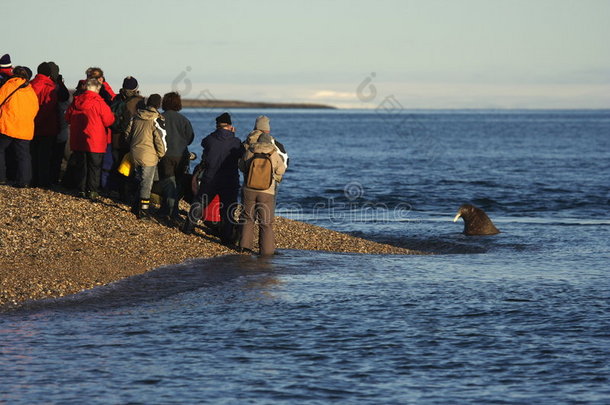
37, 62, 52, 77
258, 133, 273, 144
47, 62, 60, 82
254, 115, 270, 132
122, 76, 138, 91
12, 66, 32, 80
147, 94, 162, 109
0, 54, 11, 68
216, 112, 232, 125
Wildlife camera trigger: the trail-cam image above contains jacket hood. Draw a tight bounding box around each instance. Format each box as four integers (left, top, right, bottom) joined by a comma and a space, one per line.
3, 76, 26, 88
135, 106, 160, 120
210, 127, 236, 139
248, 129, 264, 138
72, 91, 102, 111
32, 73, 54, 87
249, 141, 276, 154
119, 88, 140, 99
5, 76, 26, 85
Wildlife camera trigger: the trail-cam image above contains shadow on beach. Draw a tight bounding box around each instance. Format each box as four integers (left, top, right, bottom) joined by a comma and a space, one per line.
6, 255, 276, 315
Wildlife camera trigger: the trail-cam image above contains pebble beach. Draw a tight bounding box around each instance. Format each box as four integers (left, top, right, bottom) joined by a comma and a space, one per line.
0, 186, 425, 308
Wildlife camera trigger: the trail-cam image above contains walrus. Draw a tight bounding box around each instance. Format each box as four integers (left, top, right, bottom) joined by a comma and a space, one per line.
453, 204, 500, 236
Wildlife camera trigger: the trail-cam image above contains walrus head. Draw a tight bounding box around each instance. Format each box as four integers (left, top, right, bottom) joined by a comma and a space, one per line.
453, 204, 500, 236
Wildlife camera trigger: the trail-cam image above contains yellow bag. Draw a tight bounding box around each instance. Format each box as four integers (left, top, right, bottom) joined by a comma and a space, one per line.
118, 152, 133, 177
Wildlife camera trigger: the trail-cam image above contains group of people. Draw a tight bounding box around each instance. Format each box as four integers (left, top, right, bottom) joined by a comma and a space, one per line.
183, 113, 288, 256
0, 53, 289, 255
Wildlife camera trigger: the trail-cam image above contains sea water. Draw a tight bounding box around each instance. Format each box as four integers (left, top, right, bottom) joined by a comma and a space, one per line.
1, 110, 609, 404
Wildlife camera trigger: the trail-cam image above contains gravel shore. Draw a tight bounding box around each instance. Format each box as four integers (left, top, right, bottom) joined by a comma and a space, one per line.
0, 185, 425, 308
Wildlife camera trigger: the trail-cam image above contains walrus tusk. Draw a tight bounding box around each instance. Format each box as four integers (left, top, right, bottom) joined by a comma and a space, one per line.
453, 213, 461, 222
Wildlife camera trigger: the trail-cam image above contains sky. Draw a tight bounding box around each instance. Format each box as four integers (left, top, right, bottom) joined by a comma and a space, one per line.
5, 0, 610, 108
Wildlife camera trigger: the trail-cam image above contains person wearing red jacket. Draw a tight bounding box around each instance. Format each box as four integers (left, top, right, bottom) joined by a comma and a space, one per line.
30, 62, 61, 187
65, 78, 115, 200
85, 67, 116, 191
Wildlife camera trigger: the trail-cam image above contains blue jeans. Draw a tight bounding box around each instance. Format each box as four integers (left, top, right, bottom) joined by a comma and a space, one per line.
135, 165, 156, 200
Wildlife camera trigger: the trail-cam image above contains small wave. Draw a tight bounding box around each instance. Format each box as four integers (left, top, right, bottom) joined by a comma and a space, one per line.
438, 180, 501, 188
470, 197, 502, 208
347, 233, 490, 254
495, 218, 610, 226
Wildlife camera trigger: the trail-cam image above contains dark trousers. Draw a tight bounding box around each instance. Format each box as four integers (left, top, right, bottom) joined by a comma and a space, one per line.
158, 154, 189, 217
100, 144, 116, 190
30, 135, 56, 187
108, 147, 131, 201
72, 151, 104, 193
5, 142, 17, 181
0, 134, 32, 186
189, 184, 239, 243
240, 189, 277, 256
50, 141, 66, 184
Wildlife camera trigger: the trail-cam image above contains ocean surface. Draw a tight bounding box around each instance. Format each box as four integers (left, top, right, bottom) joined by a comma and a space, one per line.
1, 109, 609, 404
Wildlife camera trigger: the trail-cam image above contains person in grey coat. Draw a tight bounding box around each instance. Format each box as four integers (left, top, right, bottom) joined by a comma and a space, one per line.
238, 132, 286, 256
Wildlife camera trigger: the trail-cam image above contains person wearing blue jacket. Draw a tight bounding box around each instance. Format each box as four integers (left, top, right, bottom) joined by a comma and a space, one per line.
182, 112, 243, 244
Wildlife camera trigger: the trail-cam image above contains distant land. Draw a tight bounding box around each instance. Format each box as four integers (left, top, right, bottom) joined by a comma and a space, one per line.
182, 99, 337, 109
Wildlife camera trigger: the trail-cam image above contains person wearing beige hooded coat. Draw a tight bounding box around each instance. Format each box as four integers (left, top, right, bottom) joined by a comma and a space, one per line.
124, 94, 166, 218
243, 115, 289, 167
238, 131, 286, 256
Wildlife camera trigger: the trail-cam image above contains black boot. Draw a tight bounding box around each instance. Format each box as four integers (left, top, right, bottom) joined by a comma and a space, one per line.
130, 199, 139, 215
182, 217, 195, 234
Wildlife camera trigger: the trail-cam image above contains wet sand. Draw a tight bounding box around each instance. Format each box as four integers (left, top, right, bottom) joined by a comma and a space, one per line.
0, 186, 425, 308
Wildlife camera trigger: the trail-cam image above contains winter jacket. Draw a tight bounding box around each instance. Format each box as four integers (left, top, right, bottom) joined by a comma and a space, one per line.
200, 128, 243, 189
243, 130, 289, 168
239, 140, 286, 195
30, 74, 59, 138
100, 81, 116, 105
110, 89, 145, 149
0, 77, 39, 141
162, 110, 194, 158
66, 90, 115, 153
125, 107, 167, 167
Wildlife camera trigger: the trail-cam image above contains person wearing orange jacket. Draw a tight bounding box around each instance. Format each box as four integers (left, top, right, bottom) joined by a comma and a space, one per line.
65, 78, 115, 200
0, 66, 39, 187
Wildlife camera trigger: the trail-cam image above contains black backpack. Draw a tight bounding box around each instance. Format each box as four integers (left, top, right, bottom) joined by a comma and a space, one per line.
110, 98, 130, 134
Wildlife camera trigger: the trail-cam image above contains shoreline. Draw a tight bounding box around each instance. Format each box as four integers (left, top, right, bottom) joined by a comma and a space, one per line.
0, 186, 426, 309
181, 99, 337, 109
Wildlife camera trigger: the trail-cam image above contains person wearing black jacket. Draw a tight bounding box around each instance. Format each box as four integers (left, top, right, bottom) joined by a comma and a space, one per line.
48, 62, 70, 184
106, 76, 145, 201
158, 92, 194, 219
183, 112, 243, 244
